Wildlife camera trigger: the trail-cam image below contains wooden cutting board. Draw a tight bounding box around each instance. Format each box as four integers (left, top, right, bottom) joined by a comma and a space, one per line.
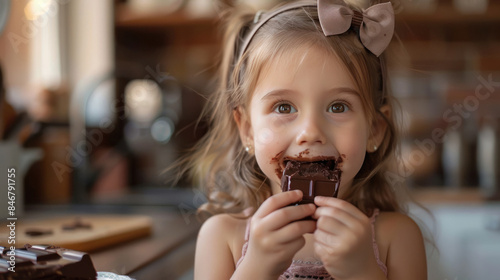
0, 215, 152, 252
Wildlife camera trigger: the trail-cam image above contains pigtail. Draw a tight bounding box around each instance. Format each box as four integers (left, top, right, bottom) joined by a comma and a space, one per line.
217, 6, 254, 104
176, 5, 272, 219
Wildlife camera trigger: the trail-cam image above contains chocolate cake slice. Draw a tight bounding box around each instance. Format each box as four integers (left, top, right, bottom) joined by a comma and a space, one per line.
0, 244, 97, 280
281, 160, 341, 204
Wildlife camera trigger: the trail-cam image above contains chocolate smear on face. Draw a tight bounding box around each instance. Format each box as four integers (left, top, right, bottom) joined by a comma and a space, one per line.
271, 150, 286, 178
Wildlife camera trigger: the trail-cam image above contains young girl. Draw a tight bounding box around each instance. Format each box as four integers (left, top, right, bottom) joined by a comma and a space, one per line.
186, 0, 427, 279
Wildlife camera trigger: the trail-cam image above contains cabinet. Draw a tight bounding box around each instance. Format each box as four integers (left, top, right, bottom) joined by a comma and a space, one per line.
390, 2, 500, 188
413, 203, 500, 280
107, 3, 222, 187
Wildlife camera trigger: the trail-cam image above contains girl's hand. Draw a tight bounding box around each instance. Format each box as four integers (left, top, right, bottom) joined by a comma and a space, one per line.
312, 196, 386, 280
234, 190, 316, 279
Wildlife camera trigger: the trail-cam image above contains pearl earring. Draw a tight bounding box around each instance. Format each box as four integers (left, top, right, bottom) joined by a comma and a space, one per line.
373, 145, 378, 151
245, 140, 253, 153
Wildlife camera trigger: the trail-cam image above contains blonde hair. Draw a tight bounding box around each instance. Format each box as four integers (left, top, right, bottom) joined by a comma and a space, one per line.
177, 0, 405, 218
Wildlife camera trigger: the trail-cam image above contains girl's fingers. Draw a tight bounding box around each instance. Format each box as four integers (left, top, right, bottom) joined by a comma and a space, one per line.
314, 228, 339, 248
261, 203, 316, 231
315, 215, 343, 236
314, 215, 351, 248
313, 196, 368, 221
254, 190, 303, 219
281, 234, 308, 258
275, 220, 317, 244
314, 238, 335, 258
312, 206, 352, 228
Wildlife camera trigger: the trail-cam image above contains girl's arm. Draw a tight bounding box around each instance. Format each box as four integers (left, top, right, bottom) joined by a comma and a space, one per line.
384, 212, 427, 280
195, 190, 317, 280
231, 191, 316, 279
194, 214, 236, 280
312, 197, 388, 280
312, 197, 427, 280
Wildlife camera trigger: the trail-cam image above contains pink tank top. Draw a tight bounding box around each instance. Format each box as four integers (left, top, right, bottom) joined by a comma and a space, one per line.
236, 209, 388, 279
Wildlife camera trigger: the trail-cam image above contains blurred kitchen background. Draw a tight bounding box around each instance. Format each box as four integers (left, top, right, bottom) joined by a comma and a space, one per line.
0, 0, 499, 279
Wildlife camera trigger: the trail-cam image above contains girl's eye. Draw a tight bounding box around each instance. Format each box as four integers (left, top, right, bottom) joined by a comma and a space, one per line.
328, 102, 349, 113
274, 103, 297, 114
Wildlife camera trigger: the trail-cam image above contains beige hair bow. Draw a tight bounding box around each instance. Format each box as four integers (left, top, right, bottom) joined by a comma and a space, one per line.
318, 0, 394, 57
238, 0, 394, 59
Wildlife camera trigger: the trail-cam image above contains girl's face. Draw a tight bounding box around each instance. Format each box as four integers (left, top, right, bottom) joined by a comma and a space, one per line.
238, 45, 380, 197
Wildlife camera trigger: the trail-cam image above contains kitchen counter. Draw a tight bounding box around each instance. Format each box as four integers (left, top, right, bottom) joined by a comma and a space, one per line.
408, 187, 500, 280
410, 201, 500, 280
411, 187, 488, 204
12, 199, 201, 279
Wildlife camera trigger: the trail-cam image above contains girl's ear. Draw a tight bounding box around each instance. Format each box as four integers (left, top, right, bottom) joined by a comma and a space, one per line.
367, 104, 390, 153
233, 106, 253, 148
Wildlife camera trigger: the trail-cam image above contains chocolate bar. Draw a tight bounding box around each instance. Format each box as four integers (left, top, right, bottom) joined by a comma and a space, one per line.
281, 160, 341, 204
0, 244, 97, 279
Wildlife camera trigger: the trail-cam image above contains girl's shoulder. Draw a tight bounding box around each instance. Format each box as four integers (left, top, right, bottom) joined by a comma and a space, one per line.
376, 211, 422, 238
198, 212, 250, 261
374, 211, 426, 271
200, 212, 249, 234
377, 210, 419, 225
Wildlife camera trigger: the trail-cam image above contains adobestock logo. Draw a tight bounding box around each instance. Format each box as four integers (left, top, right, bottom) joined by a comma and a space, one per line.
8, 0, 74, 54
385, 73, 500, 186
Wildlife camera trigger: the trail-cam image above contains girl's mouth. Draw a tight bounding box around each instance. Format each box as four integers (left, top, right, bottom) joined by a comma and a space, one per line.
277, 155, 343, 179
283, 158, 340, 176
283, 158, 337, 169
271, 149, 345, 179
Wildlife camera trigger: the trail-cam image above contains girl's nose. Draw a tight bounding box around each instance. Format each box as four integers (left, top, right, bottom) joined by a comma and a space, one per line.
295, 115, 327, 145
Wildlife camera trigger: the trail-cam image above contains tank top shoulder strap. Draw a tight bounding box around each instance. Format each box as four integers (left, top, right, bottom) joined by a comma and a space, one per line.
244, 217, 251, 241
236, 218, 251, 268
370, 209, 388, 276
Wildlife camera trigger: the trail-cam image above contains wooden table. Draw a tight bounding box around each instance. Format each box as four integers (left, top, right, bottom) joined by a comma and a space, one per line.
13, 204, 201, 279
90, 207, 200, 278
